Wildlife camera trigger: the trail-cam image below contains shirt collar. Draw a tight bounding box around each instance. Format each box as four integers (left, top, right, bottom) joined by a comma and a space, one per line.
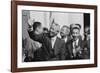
73, 38, 79, 45
51, 36, 57, 41
64, 37, 68, 42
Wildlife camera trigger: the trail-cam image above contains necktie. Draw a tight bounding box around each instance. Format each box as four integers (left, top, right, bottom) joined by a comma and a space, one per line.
73, 41, 77, 57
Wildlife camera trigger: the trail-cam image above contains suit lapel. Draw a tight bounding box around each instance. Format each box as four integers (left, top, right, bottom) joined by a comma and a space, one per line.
78, 38, 82, 48
53, 37, 59, 55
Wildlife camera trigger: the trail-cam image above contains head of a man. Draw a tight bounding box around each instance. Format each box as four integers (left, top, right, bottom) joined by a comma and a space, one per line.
49, 23, 60, 37
71, 24, 81, 40
33, 22, 43, 34
84, 26, 90, 39
43, 27, 48, 33
60, 25, 70, 38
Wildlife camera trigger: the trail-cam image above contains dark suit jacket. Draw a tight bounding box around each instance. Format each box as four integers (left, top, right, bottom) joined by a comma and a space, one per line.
49, 37, 66, 60
28, 31, 51, 61
66, 36, 83, 60
62, 36, 72, 60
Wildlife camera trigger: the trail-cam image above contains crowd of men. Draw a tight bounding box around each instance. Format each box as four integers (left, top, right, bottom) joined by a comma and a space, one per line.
22, 21, 90, 62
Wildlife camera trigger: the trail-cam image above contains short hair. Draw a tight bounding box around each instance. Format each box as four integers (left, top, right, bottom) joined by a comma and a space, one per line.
52, 22, 60, 27
43, 27, 48, 31
62, 25, 70, 30
32, 22, 41, 31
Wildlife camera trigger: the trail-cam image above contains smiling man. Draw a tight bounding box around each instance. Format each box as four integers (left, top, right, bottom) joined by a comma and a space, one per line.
48, 23, 66, 60
66, 24, 83, 60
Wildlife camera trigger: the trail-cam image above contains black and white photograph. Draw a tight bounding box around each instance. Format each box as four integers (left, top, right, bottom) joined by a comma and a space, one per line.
22, 11, 90, 62
17, 5, 95, 68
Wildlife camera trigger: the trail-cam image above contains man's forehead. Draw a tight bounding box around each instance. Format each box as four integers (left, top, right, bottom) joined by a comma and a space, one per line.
51, 23, 59, 27
62, 26, 68, 29
61, 26, 69, 31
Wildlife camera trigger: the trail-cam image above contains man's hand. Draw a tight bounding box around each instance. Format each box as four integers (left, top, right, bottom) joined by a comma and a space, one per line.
34, 41, 42, 49
27, 19, 35, 31
28, 38, 42, 50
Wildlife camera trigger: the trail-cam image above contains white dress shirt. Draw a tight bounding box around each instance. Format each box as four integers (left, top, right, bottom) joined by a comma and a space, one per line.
63, 37, 68, 43
51, 36, 57, 48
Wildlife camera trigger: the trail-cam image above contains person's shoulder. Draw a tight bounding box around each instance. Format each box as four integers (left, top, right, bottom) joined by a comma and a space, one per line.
66, 38, 73, 45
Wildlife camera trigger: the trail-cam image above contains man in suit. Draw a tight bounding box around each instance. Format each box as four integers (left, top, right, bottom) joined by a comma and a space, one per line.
28, 22, 52, 61
48, 23, 66, 60
66, 24, 83, 60
28, 21, 66, 61
22, 20, 43, 62
60, 25, 70, 43
60, 25, 71, 59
